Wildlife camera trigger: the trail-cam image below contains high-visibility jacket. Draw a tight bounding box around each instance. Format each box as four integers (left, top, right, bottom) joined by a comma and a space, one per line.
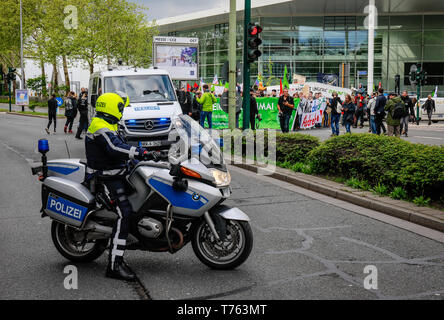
85, 117, 144, 172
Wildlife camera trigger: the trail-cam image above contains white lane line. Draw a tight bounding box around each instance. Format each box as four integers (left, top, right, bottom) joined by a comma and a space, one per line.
413, 136, 443, 140
228, 165, 444, 244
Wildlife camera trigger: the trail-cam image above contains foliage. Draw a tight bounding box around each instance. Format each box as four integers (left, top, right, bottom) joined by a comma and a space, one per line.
372, 183, 389, 196
413, 196, 431, 206
27, 76, 47, 97
307, 133, 444, 201
389, 187, 408, 200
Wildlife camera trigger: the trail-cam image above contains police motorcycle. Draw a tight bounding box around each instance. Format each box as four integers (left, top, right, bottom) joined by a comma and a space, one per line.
32, 115, 253, 269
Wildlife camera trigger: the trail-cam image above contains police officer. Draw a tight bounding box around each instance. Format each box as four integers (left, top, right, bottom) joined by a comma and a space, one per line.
85, 92, 159, 281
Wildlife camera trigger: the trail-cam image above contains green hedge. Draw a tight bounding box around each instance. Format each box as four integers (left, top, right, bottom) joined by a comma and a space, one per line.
306, 133, 444, 201
233, 131, 320, 164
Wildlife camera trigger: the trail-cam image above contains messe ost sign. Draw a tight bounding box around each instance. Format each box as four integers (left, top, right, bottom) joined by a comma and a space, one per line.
153, 37, 199, 81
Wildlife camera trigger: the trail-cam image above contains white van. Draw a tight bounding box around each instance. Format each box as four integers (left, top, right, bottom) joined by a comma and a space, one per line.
420, 97, 444, 123
88, 67, 182, 148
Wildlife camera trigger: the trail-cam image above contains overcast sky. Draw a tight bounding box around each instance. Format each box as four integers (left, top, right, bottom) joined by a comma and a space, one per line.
130, 0, 225, 20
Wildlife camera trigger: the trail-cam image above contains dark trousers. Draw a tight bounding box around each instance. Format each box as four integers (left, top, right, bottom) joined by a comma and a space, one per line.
354, 109, 365, 127
375, 113, 386, 135
65, 116, 75, 131
47, 113, 57, 131
331, 113, 340, 135
200, 111, 212, 129
427, 110, 433, 124
75, 113, 88, 138
103, 178, 133, 267
279, 113, 291, 133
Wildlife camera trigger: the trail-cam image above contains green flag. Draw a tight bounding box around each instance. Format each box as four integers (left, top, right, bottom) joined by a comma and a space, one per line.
283, 66, 289, 89
224, 82, 230, 89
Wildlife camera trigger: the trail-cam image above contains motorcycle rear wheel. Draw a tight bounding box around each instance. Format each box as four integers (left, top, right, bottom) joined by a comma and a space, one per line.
192, 219, 253, 270
51, 221, 107, 263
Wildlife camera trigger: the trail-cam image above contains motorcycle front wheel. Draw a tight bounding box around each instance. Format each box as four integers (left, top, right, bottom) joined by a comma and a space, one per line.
51, 221, 107, 263
192, 219, 253, 270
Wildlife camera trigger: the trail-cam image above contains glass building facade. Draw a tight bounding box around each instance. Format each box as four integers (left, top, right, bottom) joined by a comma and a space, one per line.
162, 13, 444, 96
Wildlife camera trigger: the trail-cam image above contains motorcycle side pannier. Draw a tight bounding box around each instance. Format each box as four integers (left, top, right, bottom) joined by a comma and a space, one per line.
42, 177, 95, 227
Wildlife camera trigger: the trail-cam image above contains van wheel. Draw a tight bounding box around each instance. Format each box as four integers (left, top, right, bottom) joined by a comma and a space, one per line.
51, 221, 107, 263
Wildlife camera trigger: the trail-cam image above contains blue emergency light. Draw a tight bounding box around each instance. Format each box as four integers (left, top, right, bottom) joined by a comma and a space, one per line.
38, 139, 49, 154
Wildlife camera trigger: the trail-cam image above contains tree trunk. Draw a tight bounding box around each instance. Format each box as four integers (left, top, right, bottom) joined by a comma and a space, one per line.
52, 60, 58, 96
62, 55, 70, 95
41, 59, 46, 98
89, 60, 94, 74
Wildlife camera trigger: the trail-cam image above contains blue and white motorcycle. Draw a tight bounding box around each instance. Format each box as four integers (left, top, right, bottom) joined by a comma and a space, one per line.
32, 115, 253, 269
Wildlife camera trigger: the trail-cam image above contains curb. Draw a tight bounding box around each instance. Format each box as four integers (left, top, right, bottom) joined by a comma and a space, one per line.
5, 112, 64, 119
232, 162, 444, 233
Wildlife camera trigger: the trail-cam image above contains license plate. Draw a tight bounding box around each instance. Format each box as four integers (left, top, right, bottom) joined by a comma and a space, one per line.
140, 141, 162, 147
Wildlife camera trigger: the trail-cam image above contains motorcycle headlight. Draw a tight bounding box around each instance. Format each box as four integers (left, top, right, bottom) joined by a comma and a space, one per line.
211, 169, 231, 187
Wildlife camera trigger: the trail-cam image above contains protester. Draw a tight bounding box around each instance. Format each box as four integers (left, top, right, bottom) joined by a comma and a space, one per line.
367, 92, 377, 134
277, 88, 294, 133
374, 87, 387, 135
342, 94, 356, 133
45, 94, 58, 134
75, 93, 89, 140
249, 88, 261, 129
197, 84, 217, 129
271, 89, 277, 97
329, 92, 342, 136
190, 88, 202, 121
400, 90, 414, 137
353, 92, 365, 128
64, 92, 76, 134
384, 92, 402, 137
423, 95, 436, 125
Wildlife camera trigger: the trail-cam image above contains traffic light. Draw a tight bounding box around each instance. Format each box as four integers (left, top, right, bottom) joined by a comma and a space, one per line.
420, 71, 428, 86
247, 22, 262, 63
7, 67, 16, 82
410, 70, 417, 82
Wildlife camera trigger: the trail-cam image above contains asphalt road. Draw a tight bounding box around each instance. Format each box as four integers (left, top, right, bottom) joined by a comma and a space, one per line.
1, 113, 443, 300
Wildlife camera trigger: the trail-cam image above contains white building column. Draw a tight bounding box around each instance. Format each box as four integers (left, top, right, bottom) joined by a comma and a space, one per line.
367, 0, 376, 94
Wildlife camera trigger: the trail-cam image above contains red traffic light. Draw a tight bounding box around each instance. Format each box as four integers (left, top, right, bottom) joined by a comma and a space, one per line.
248, 23, 262, 36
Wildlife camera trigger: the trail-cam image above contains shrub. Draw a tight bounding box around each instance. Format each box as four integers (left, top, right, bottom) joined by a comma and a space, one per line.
345, 177, 361, 189
413, 195, 431, 206
307, 133, 444, 201
372, 183, 389, 196
390, 187, 408, 200
275, 133, 320, 163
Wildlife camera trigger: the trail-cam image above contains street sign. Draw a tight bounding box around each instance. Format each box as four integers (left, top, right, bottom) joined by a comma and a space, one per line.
358, 70, 367, 76
56, 97, 63, 107
15, 89, 29, 106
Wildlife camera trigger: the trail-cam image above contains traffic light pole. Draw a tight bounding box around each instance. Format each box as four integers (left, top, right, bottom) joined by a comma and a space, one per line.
228, 0, 237, 129
416, 67, 421, 125
242, 0, 251, 130
8, 78, 12, 112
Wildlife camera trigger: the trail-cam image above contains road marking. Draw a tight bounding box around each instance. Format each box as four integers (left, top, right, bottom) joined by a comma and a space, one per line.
228, 165, 444, 244
413, 136, 443, 140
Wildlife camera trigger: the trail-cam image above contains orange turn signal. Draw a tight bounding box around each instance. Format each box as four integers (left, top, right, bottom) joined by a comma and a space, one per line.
180, 167, 201, 179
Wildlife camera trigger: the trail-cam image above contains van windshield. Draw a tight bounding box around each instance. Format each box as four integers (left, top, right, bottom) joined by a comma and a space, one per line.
104, 75, 176, 103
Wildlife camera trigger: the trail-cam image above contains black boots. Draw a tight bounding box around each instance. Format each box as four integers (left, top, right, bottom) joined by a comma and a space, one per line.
106, 260, 136, 282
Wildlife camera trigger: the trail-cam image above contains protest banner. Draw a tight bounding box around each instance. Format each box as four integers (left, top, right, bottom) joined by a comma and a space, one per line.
201, 97, 300, 130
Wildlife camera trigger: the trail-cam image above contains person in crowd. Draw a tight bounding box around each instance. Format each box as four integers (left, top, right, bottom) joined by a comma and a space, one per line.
45, 94, 58, 134
341, 94, 356, 133
64, 92, 76, 134
374, 87, 387, 135
75, 93, 89, 139
328, 92, 342, 136
277, 88, 294, 133
367, 92, 377, 134
411, 97, 418, 123
271, 89, 277, 98
422, 94, 436, 125
384, 92, 402, 137
249, 88, 261, 129
196, 84, 217, 129
177, 87, 191, 115
190, 88, 202, 122
353, 91, 365, 128
400, 90, 414, 137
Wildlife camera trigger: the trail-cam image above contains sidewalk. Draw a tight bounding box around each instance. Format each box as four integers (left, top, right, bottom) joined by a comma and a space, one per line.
0, 103, 53, 113
231, 161, 444, 233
